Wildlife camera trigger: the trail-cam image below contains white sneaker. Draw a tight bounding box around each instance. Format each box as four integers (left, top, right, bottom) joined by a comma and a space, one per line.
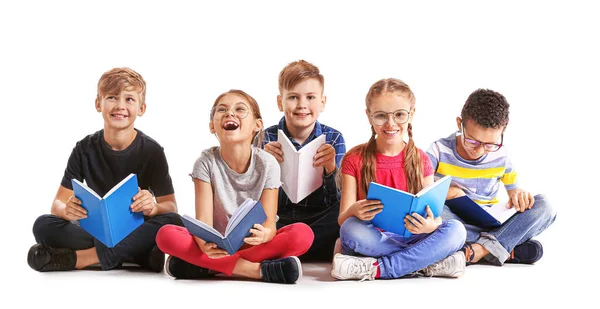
421, 251, 466, 278
331, 253, 378, 281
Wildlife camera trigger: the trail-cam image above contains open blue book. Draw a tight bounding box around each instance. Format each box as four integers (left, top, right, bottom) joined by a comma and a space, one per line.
367, 175, 452, 237
445, 196, 516, 228
71, 173, 143, 248
182, 198, 267, 255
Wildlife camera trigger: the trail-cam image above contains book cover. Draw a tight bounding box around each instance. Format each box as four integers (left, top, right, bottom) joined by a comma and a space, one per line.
367, 175, 452, 237
182, 198, 267, 255
278, 130, 326, 203
445, 196, 516, 228
72, 173, 144, 248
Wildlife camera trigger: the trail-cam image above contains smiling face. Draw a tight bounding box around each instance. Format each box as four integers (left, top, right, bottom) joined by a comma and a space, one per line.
210, 93, 262, 146
95, 88, 145, 131
277, 78, 326, 132
366, 92, 414, 148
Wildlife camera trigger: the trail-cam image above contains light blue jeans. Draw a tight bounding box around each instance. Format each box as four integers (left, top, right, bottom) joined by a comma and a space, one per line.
441, 194, 556, 265
340, 217, 466, 279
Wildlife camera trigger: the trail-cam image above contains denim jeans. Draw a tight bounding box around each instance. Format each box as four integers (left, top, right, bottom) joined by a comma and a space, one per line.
32, 212, 183, 270
277, 203, 340, 261
340, 216, 466, 279
441, 194, 556, 265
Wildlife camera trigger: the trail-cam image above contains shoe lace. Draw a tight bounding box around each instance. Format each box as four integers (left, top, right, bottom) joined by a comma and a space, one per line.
423, 260, 446, 277
348, 259, 376, 281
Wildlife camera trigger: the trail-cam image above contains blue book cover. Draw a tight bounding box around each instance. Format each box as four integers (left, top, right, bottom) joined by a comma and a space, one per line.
72, 174, 144, 248
182, 198, 267, 255
445, 196, 516, 228
367, 175, 452, 237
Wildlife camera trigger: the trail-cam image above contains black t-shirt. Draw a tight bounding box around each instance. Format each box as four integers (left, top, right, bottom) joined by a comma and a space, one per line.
61, 129, 174, 197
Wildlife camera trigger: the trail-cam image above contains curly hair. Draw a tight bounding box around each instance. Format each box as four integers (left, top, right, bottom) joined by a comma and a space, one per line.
461, 89, 510, 129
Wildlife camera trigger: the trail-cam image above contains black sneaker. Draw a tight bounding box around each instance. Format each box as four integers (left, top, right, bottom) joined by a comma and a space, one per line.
165, 256, 213, 279
506, 240, 544, 264
133, 245, 165, 273
27, 244, 76, 272
260, 256, 302, 284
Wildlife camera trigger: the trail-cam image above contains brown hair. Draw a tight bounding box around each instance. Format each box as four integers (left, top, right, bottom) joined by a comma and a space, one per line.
342, 78, 423, 197
210, 89, 264, 147
278, 60, 324, 94
97, 67, 146, 104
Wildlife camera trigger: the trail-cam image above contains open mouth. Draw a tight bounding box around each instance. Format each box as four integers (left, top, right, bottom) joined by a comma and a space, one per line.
222, 121, 240, 131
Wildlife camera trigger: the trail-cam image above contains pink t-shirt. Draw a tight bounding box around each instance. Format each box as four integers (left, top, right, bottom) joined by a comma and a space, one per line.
342, 147, 433, 200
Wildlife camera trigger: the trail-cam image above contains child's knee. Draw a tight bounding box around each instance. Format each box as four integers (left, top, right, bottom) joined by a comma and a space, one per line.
286, 223, 315, 254
442, 219, 467, 249
155, 224, 181, 254
532, 194, 557, 224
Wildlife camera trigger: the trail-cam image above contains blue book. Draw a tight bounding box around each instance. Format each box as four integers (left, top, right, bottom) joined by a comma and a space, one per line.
445, 196, 516, 228
367, 175, 452, 237
71, 173, 143, 248
182, 198, 267, 255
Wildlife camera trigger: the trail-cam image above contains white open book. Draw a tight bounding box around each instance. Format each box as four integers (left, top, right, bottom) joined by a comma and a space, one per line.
278, 130, 326, 203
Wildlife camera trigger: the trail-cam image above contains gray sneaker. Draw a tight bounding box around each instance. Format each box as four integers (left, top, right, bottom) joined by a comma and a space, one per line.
421, 251, 466, 278
331, 253, 378, 281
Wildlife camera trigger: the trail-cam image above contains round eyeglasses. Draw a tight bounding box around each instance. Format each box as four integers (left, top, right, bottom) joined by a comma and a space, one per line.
369, 109, 411, 126
211, 102, 250, 120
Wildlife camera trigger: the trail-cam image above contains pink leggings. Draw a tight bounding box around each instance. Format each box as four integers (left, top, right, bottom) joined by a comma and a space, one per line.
156, 223, 314, 276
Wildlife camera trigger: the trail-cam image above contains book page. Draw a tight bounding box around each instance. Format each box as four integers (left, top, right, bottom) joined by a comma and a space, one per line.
225, 198, 258, 236
278, 130, 300, 202
484, 200, 516, 224
104, 173, 136, 199
182, 214, 223, 238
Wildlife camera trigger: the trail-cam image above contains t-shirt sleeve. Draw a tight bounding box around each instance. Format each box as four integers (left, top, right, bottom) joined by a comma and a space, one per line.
263, 150, 281, 189
419, 148, 434, 177
149, 147, 175, 197
426, 142, 440, 173
60, 143, 83, 190
190, 151, 212, 184
341, 151, 359, 178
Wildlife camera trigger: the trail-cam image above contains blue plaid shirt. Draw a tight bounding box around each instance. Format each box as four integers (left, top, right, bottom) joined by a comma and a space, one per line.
263, 117, 346, 218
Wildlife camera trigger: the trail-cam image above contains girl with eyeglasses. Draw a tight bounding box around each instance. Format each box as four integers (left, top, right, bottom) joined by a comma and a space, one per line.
330, 78, 467, 281
156, 90, 314, 284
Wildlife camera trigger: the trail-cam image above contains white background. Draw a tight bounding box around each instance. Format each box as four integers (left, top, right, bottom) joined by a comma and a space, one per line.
1, 0, 597, 307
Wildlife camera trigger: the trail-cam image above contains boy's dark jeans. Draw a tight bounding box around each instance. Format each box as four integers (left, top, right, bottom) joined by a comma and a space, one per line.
276, 203, 340, 262
32, 212, 182, 270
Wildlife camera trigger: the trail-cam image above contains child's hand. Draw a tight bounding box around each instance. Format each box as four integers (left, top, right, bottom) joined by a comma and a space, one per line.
131, 187, 157, 216
198, 241, 230, 259
313, 144, 336, 175
350, 199, 383, 221
264, 142, 284, 163
447, 186, 466, 199
404, 206, 441, 234
62, 196, 87, 221
244, 224, 274, 245
507, 188, 534, 212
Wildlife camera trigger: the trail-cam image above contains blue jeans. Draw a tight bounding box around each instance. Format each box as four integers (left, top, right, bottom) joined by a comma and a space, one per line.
441, 194, 556, 265
340, 217, 466, 279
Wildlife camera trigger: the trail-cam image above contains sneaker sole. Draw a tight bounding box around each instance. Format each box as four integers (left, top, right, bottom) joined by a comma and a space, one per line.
165, 255, 175, 278
290, 256, 303, 282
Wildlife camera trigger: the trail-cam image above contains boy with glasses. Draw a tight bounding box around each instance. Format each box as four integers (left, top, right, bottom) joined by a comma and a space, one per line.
426, 89, 556, 266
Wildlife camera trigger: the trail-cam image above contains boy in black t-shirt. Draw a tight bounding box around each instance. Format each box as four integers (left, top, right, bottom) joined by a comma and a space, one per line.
28, 68, 182, 272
